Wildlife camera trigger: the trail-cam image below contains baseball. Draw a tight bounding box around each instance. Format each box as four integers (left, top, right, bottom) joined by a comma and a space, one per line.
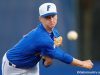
67, 31, 78, 40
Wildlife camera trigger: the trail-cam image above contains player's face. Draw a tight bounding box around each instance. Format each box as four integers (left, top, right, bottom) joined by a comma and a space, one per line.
39, 15, 57, 30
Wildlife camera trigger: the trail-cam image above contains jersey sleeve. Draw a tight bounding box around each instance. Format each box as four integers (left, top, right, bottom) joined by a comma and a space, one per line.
41, 46, 73, 64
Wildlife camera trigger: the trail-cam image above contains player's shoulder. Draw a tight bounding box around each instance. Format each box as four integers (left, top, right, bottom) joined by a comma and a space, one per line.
32, 24, 47, 35
24, 24, 46, 37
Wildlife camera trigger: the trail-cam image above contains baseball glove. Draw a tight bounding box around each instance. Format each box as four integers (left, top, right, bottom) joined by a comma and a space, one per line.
54, 36, 63, 47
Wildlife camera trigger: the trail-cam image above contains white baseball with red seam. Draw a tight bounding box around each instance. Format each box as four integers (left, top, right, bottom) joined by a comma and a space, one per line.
67, 31, 78, 40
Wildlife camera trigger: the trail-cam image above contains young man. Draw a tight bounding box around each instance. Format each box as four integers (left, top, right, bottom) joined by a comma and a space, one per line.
2, 3, 93, 75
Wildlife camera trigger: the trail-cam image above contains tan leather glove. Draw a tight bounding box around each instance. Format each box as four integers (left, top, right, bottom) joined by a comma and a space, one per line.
54, 36, 63, 47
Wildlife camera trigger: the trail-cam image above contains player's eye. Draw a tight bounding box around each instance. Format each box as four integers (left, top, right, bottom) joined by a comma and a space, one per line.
44, 15, 55, 19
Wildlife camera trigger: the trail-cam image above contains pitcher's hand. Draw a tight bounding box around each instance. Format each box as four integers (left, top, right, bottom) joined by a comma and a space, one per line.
42, 56, 53, 67
82, 60, 93, 69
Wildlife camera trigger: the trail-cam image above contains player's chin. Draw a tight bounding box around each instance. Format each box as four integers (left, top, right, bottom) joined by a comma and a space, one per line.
50, 25, 55, 29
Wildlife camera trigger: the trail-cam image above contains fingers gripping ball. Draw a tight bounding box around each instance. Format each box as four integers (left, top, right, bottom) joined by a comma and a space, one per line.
67, 31, 78, 40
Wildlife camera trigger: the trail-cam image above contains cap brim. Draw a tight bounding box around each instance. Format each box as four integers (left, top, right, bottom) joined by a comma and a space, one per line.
41, 12, 57, 17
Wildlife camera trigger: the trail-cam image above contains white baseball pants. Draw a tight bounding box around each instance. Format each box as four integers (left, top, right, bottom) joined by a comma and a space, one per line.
2, 54, 40, 75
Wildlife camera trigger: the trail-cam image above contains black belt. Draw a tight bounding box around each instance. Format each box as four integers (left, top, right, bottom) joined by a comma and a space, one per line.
9, 62, 16, 68
9, 62, 32, 69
